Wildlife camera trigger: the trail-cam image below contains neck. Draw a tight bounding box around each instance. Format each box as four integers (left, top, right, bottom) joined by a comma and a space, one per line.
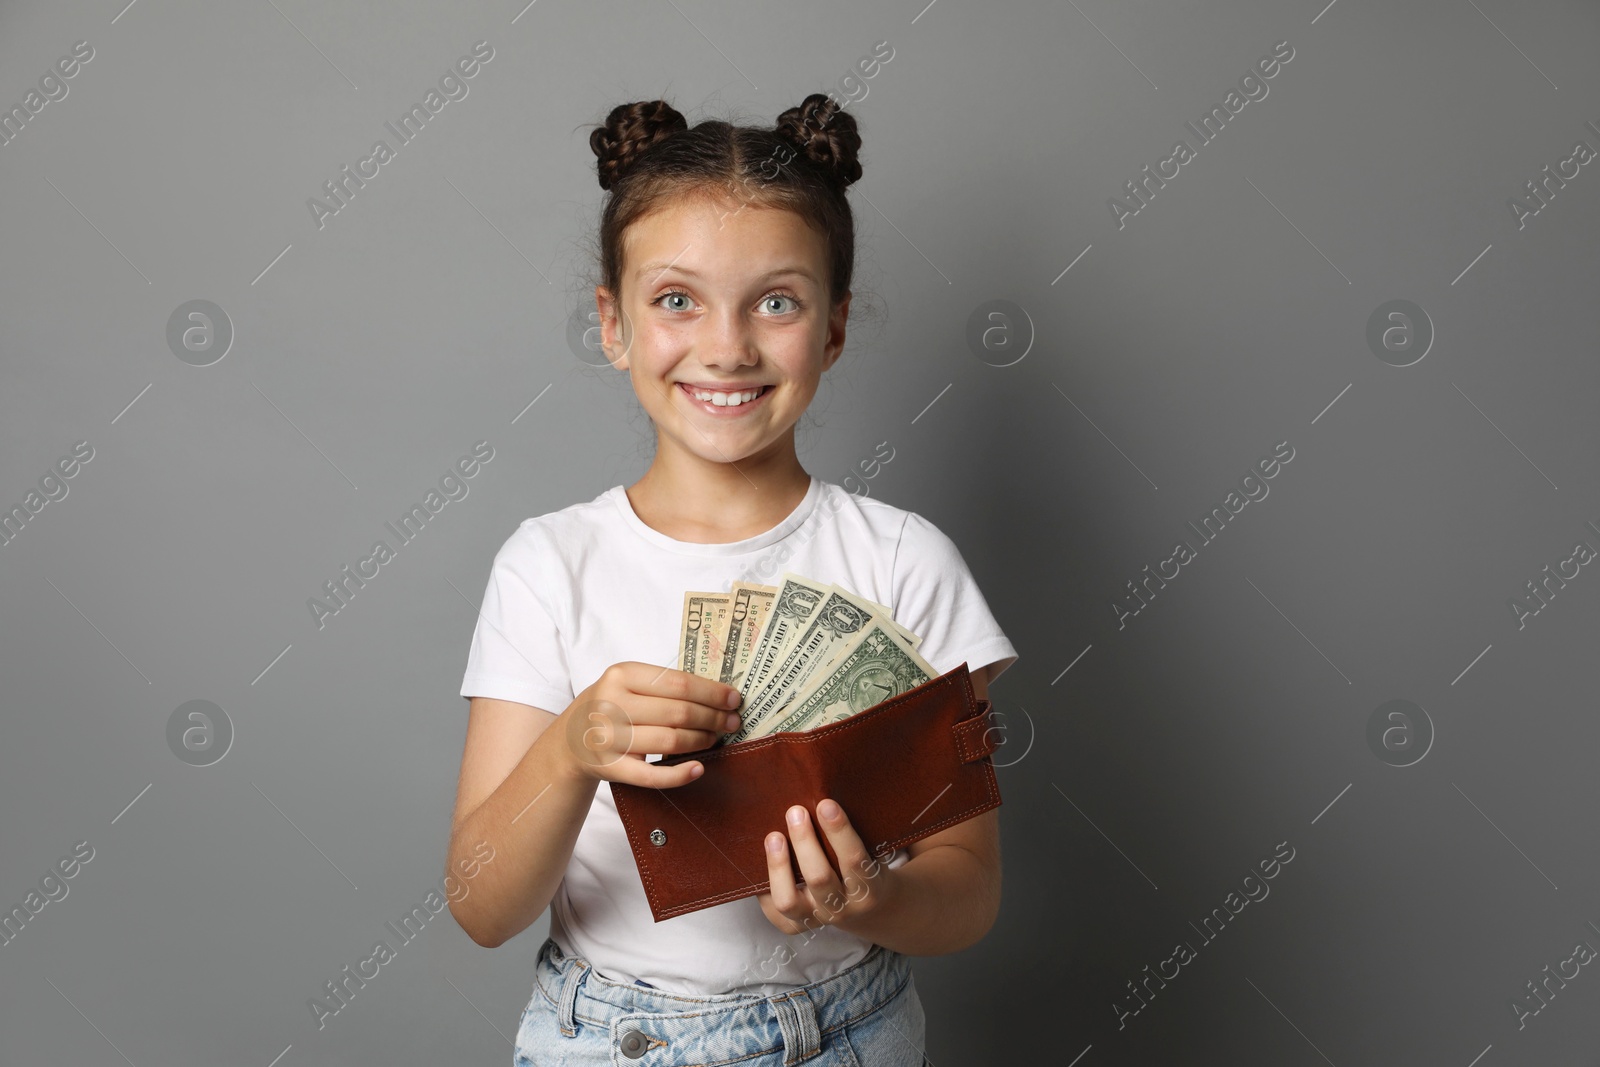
627, 433, 812, 544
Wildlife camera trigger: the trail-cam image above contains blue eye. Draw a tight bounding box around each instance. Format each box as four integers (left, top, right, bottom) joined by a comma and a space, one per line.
651, 289, 804, 314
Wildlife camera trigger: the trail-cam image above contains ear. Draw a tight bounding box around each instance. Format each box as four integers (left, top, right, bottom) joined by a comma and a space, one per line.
821, 290, 851, 372
595, 285, 630, 372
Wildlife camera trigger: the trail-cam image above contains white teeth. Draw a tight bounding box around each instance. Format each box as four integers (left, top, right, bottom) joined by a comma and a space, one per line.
689, 387, 763, 406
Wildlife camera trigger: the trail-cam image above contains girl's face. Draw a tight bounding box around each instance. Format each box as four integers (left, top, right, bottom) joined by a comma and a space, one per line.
596, 194, 849, 470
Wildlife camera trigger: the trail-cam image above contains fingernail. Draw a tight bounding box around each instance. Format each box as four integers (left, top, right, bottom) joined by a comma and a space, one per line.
788, 807, 804, 826
818, 799, 840, 821
725, 713, 741, 731
726, 690, 741, 709
767, 833, 784, 853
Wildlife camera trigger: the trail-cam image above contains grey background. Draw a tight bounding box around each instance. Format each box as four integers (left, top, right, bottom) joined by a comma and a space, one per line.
2, 0, 1598, 1063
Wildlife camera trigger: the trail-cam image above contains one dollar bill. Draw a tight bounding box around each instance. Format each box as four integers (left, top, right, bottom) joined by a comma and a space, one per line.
746, 621, 936, 738
737, 574, 830, 702
740, 591, 872, 728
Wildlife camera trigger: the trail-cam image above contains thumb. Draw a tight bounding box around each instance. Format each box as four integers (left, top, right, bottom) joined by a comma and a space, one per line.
608, 756, 706, 790
649, 760, 706, 789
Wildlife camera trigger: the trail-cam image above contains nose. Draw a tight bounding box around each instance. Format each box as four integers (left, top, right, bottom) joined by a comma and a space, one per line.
698, 305, 759, 373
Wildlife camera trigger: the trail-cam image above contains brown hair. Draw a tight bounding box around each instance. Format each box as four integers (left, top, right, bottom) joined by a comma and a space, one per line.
587, 94, 863, 310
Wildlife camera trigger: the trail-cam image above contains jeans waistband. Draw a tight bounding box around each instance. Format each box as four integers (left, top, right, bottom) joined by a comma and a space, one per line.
534, 936, 912, 1060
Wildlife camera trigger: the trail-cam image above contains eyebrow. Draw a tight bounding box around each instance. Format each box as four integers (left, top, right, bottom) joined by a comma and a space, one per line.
634, 263, 819, 285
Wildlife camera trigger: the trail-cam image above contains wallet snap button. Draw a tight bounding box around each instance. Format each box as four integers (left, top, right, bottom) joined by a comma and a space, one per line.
620, 1028, 649, 1057
649, 828, 667, 846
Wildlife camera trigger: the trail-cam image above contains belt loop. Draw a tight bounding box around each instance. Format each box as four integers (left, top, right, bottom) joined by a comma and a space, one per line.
767, 989, 822, 1064
555, 955, 590, 1038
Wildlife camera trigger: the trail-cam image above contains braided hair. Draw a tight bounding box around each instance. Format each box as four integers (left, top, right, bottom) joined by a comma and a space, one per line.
587, 93, 862, 308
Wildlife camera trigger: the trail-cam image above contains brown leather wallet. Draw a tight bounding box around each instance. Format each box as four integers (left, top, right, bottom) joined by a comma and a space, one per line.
610, 662, 1002, 922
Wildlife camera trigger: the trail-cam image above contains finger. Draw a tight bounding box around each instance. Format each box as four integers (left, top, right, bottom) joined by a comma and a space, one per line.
619, 723, 726, 757
756, 894, 784, 933
565, 704, 716, 767
814, 798, 873, 883
601, 753, 706, 790
814, 799, 876, 906
784, 805, 842, 909
758, 890, 803, 936
763, 830, 805, 918
630, 665, 742, 713
628, 694, 744, 739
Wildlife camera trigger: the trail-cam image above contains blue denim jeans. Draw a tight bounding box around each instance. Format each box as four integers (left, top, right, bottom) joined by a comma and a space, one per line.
514, 936, 929, 1066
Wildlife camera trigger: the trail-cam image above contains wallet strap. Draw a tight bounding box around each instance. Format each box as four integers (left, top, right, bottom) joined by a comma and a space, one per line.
952, 699, 998, 763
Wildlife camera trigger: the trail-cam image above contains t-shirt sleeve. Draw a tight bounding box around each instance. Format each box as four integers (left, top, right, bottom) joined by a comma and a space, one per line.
889, 511, 1018, 684
458, 528, 574, 714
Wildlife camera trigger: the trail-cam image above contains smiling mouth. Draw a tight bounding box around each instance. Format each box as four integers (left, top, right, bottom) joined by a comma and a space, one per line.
677, 383, 772, 410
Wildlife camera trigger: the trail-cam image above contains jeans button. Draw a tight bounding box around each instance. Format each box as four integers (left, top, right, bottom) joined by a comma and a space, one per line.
620, 1028, 648, 1058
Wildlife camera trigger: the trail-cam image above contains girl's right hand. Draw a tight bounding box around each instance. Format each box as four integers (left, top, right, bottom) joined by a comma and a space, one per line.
559, 662, 743, 789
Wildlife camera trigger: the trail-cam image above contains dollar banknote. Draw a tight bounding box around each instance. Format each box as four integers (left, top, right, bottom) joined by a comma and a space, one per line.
741, 589, 873, 728
677, 571, 932, 747
840, 588, 921, 649
678, 592, 733, 679
737, 581, 922, 731
715, 582, 778, 689
746, 621, 936, 738
737, 574, 830, 703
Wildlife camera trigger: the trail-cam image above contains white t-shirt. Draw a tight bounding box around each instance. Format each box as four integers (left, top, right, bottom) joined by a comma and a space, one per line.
458, 475, 1018, 995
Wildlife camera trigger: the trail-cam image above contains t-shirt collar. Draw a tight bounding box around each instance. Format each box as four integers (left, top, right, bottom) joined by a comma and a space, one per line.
606, 475, 824, 557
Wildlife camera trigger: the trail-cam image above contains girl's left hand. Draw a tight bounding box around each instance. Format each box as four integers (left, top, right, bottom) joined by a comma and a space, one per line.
757, 798, 899, 935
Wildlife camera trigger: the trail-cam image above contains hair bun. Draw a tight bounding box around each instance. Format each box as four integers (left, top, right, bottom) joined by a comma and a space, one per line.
774, 93, 862, 188
590, 100, 689, 191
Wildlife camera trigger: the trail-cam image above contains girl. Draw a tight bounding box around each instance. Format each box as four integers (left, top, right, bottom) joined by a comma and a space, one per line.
448, 93, 1018, 1066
